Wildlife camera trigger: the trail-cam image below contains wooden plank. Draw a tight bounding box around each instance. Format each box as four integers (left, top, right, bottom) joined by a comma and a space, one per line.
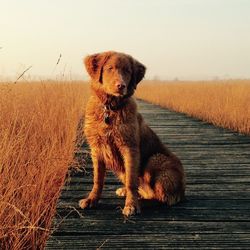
63, 183, 250, 192
60, 190, 250, 200
67, 176, 250, 185
46, 234, 250, 249
57, 199, 250, 210
52, 219, 250, 235
54, 206, 250, 222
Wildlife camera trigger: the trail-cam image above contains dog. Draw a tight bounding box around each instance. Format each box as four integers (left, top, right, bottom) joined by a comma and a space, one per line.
79, 51, 185, 216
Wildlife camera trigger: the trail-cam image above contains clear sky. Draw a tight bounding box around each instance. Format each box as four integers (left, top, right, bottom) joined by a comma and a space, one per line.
0, 0, 250, 80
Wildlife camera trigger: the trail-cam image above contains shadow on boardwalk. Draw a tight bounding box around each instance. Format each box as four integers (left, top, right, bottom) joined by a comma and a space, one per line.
46, 99, 250, 249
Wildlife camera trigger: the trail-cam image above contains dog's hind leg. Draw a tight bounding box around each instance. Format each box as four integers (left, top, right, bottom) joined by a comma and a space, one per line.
142, 153, 185, 206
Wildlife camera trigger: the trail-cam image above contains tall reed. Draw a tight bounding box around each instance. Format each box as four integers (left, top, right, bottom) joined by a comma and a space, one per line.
0, 82, 89, 249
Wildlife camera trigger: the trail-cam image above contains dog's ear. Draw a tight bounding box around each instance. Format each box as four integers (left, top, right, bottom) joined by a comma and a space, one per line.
133, 59, 146, 85
84, 52, 111, 82
127, 58, 146, 96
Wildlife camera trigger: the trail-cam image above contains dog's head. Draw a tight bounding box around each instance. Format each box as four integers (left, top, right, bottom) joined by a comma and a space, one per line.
84, 51, 146, 97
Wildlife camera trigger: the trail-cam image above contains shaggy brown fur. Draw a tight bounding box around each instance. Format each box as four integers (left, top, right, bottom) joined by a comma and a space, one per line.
79, 51, 185, 216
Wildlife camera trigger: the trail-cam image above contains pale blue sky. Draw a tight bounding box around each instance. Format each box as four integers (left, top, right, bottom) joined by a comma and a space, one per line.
0, 0, 250, 80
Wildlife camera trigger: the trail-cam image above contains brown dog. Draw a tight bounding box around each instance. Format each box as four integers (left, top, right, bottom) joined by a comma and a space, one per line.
79, 51, 185, 216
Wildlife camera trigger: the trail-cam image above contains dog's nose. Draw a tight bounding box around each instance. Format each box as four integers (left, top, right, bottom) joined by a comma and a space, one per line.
116, 83, 126, 90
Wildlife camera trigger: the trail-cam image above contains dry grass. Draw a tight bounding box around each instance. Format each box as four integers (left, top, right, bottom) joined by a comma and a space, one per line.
136, 80, 250, 134
1, 79, 249, 249
0, 81, 90, 249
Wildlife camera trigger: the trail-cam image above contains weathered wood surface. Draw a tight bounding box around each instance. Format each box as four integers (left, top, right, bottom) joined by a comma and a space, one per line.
46, 99, 250, 249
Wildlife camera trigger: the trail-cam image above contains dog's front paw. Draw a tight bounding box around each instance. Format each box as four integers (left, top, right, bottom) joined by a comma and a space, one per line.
116, 187, 126, 197
122, 203, 141, 217
79, 197, 98, 209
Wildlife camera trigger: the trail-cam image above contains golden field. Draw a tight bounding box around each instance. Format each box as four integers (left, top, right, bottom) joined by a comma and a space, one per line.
0, 80, 249, 249
0, 82, 90, 249
136, 80, 250, 135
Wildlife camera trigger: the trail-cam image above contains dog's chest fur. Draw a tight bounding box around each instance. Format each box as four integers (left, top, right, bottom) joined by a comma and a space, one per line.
84, 97, 136, 172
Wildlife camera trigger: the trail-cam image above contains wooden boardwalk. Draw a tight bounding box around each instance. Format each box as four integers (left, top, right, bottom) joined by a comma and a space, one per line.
46, 99, 250, 249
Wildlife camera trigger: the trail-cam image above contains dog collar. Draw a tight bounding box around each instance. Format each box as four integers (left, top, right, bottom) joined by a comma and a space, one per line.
103, 97, 128, 124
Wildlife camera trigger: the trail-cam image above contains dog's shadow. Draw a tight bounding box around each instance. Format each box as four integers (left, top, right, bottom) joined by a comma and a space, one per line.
70, 198, 188, 220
